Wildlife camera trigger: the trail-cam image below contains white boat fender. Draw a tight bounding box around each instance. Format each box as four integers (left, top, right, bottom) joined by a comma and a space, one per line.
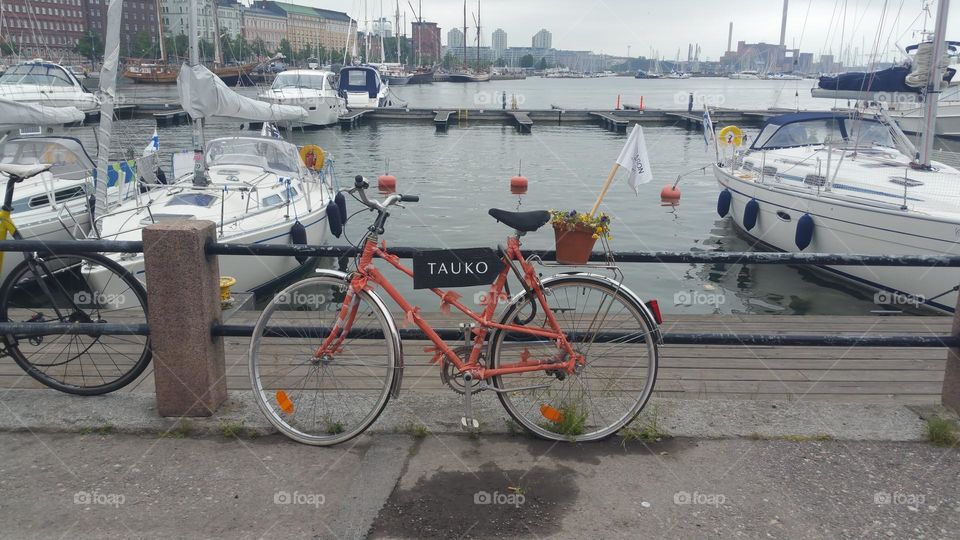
334, 192, 347, 226
795, 213, 814, 250
326, 201, 343, 238
717, 189, 732, 217
743, 199, 760, 231
290, 220, 309, 264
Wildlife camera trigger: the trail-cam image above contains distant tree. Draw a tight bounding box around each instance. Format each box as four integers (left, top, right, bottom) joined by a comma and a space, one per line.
0, 39, 19, 56
494, 57, 506, 67
536, 57, 548, 70
74, 31, 103, 63
164, 34, 190, 61
279, 39, 294, 61
198, 39, 215, 61
250, 38, 269, 56
519, 54, 535, 68
442, 52, 455, 70
131, 30, 154, 59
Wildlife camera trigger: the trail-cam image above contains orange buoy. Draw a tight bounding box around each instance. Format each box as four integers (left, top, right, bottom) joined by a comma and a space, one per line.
510, 175, 528, 194
660, 184, 681, 201
378, 174, 397, 193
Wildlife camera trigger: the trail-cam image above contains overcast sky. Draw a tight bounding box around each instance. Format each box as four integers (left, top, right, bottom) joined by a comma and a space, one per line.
291, 0, 959, 63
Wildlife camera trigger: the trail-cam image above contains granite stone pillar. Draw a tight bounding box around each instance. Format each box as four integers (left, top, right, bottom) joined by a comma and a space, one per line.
143, 220, 226, 416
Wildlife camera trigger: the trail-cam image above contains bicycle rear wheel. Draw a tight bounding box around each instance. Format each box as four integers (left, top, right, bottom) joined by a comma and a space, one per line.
489, 275, 659, 442
249, 274, 401, 446
0, 252, 151, 395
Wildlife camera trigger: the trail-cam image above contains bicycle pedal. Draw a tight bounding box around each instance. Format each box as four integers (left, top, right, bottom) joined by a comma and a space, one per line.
460, 416, 480, 430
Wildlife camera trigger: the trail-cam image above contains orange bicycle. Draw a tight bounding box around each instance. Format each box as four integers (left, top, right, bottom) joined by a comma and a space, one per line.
249, 175, 662, 445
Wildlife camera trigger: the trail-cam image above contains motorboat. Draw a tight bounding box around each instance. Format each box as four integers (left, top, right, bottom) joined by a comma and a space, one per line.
664, 71, 690, 79
713, 110, 960, 312
447, 70, 491, 82
0, 60, 99, 111
766, 73, 804, 80
728, 70, 761, 80
338, 65, 403, 108
258, 70, 346, 128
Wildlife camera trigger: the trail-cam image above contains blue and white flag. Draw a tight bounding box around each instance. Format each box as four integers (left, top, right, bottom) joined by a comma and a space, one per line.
702, 109, 715, 148
144, 128, 159, 155
261, 122, 282, 139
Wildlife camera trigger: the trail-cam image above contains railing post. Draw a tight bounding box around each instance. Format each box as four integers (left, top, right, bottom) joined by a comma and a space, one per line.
143, 220, 226, 417
943, 286, 960, 412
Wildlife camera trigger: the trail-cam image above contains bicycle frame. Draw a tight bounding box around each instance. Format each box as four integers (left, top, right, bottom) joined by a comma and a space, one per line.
315, 234, 584, 381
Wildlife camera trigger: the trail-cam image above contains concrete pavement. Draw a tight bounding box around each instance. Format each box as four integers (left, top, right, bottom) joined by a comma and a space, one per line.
0, 432, 958, 539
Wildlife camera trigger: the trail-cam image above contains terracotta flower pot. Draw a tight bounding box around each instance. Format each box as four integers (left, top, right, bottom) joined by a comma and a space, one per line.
553, 223, 598, 265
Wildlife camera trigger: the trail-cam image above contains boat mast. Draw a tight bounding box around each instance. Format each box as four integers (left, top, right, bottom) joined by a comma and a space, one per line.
395, 1, 401, 63
916, 0, 950, 169
463, 1, 467, 69
155, 0, 166, 63
190, 0, 206, 187
93, 0, 123, 222
210, 0, 223, 66
476, 0, 481, 70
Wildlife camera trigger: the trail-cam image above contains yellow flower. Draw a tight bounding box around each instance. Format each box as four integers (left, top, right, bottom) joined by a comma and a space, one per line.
592, 234, 599, 239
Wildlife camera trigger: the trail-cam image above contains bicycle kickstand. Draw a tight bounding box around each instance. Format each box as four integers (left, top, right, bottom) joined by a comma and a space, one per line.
460, 371, 480, 433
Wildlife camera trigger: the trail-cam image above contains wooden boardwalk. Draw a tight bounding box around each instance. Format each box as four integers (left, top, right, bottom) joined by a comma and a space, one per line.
0, 314, 950, 404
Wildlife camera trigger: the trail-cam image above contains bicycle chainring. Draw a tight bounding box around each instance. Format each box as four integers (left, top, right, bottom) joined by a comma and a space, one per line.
441, 346, 484, 394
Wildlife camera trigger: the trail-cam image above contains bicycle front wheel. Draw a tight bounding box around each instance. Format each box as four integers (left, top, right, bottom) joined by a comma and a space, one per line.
249, 274, 401, 446
489, 275, 659, 442
0, 252, 151, 395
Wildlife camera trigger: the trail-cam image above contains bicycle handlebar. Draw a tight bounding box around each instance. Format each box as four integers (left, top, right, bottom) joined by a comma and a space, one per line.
349, 175, 418, 211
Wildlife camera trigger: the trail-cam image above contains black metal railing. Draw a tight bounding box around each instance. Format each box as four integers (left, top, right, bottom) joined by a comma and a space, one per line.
0, 239, 957, 348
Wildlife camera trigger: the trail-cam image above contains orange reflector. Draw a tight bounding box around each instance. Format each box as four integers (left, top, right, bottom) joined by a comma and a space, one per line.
540, 404, 563, 423
276, 390, 294, 414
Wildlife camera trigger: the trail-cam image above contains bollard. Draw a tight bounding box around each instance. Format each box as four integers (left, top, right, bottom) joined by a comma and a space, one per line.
143, 220, 227, 417
943, 288, 960, 412
688, 92, 694, 112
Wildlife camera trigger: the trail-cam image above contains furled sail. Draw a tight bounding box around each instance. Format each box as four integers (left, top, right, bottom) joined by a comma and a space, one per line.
177, 64, 307, 122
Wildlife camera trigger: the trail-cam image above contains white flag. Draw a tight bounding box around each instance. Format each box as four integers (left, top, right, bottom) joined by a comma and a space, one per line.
143, 129, 159, 156
616, 124, 654, 195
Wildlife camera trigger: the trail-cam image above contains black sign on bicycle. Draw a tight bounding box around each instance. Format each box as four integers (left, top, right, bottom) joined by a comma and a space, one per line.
412, 248, 505, 289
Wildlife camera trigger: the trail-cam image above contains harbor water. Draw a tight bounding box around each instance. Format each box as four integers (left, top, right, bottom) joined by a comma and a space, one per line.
60, 77, 960, 316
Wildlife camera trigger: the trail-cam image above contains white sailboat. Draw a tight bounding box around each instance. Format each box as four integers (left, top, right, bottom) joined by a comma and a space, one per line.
712, 0, 960, 312
87, 1, 334, 295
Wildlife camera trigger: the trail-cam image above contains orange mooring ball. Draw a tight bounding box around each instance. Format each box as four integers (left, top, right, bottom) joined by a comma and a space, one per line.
510, 175, 528, 194
378, 174, 397, 193
660, 184, 681, 201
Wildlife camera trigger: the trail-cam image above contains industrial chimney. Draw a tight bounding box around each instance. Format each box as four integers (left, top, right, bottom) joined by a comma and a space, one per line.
727, 22, 733, 53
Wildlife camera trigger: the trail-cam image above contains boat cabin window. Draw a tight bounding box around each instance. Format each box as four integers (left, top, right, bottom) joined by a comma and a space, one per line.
205, 138, 301, 176
166, 193, 217, 208
28, 186, 86, 208
0, 64, 75, 87
845, 120, 895, 148
755, 119, 845, 149
272, 73, 328, 91
0, 139, 92, 181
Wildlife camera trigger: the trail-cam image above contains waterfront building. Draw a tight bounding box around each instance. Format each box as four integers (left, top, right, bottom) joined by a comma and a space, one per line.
492, 28, 507, 60
0, 0, 88, 59
411, 21, 441, 63
532, 28, 551, 49
447, 27, 464, 48
242, 5, 286, 53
